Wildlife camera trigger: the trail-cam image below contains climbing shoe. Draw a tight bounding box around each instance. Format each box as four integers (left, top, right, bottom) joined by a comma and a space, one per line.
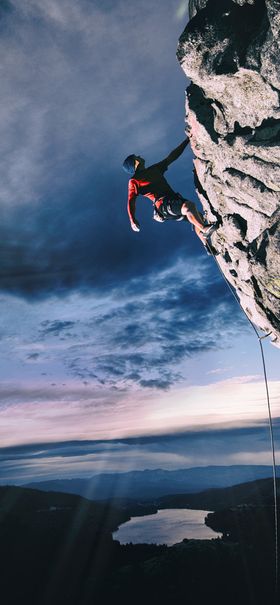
203, 223, 219, 238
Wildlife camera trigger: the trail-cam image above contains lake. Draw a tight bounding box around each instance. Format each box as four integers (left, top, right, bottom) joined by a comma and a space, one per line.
113, 508, 222, 546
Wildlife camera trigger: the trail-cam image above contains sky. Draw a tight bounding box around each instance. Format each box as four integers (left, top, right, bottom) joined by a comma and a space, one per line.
0, 0, 279, 485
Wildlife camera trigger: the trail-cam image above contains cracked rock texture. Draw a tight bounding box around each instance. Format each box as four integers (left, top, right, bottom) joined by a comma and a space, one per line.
177, 0, 280, 346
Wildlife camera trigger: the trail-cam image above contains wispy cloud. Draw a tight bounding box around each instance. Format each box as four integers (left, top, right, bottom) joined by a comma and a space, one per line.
1, 418, 280, 484
39, 320, 77, 337
207, 367, 233, 375
0, 260, 248, 391
0, 375, 279, 451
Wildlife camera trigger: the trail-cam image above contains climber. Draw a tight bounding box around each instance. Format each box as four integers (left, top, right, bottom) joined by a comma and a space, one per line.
123, 137, 219, 254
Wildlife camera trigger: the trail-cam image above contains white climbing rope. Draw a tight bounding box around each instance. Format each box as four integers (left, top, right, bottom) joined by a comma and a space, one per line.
208, 247, 278, 599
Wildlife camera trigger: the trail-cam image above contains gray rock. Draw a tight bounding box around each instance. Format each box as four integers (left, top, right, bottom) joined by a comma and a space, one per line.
189, 0, 259, 20
188, 0, 208, 19
177, 0, 280, 346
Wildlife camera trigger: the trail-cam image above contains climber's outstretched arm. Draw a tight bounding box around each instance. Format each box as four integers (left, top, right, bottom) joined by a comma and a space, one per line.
163, 137, 189, 167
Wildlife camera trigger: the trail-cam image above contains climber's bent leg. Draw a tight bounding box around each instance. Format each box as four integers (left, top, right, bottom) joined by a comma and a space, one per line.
181, 201, 205, 231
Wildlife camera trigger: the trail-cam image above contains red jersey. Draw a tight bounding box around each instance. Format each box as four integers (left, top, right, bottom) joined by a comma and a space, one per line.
127, 160, 178, 223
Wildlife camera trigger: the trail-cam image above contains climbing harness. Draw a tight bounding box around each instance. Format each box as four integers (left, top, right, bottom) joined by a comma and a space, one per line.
208, 245, 279, 599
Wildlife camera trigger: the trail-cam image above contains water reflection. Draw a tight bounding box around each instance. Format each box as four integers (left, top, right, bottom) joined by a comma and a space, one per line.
113, 508, 222, 546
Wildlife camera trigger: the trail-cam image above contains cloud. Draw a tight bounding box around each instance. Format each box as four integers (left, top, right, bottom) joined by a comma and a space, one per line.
0, 258, 249, 392
0, 373, 279, 454
26, 352, 40, 361
1, 419, 280, 484
207, 367, 233, 375
39, 320, 77, 337
20, 259, 246, 390
59, 261, 247, 388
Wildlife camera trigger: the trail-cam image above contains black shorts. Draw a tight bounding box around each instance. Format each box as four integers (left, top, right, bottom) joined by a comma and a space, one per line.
156, 195, 185, 221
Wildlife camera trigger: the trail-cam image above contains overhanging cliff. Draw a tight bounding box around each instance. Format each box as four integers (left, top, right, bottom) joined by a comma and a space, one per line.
177, 0, 280, 346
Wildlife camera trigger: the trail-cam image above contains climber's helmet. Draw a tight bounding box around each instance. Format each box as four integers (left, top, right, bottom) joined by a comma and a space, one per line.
123, 155, 145, 174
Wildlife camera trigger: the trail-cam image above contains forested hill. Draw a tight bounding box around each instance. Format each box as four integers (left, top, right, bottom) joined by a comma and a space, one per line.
155, 477, 280, 510
0, 484, 156, 530
0, 481, 278, 605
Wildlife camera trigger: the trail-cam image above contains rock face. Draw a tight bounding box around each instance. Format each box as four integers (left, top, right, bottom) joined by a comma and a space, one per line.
178, 0, 280, 346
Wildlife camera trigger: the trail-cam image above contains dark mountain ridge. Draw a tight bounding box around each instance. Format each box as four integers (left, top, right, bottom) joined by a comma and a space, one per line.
23, 464, 279, 500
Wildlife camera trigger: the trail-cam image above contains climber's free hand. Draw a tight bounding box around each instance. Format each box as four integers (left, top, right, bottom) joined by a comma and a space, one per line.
131, 219, 140, 232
